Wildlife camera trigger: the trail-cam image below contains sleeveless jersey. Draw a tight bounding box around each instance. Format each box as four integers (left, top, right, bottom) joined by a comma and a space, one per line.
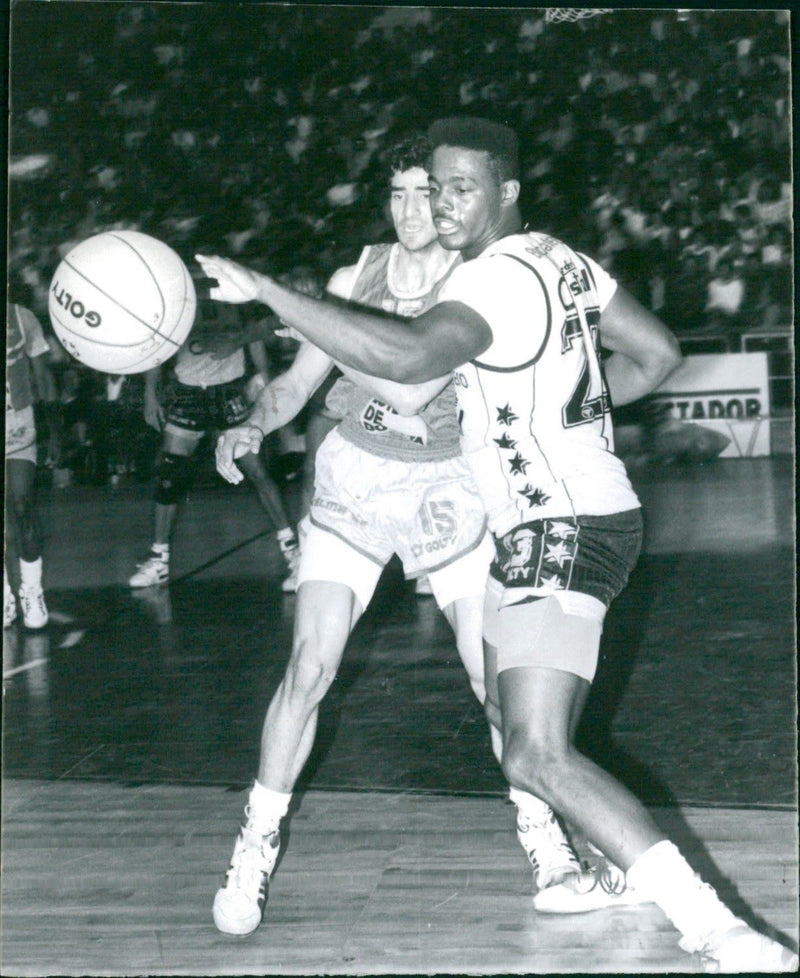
438, 231, 640, 534
6, 304, 49, 413
330, 243, 462, 463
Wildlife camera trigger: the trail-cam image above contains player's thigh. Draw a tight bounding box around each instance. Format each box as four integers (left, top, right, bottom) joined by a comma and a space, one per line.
296, 517, 384, 613
494, 595, 597, 742
161, 426, 203, 456
286, 579, 364, 695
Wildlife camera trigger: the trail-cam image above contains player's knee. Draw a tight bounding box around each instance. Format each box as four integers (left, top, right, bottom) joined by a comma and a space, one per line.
500, 727, 566, 800
153, 452, 194, 504
284, 646, 336, 706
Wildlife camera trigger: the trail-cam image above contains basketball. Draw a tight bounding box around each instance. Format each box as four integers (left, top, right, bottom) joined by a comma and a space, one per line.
48, 230, 197, 374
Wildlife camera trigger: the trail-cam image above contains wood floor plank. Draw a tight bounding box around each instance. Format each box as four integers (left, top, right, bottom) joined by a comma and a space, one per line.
1, 780, 796, 975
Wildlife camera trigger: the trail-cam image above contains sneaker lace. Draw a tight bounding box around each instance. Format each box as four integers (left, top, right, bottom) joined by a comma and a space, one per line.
589, 851, 629, 896
225, 824, 277, 901
518, 811, 581, 886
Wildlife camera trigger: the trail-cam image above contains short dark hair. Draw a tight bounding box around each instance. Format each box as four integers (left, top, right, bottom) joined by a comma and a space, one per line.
426, 116, 519, 183
387, 132, 433, 180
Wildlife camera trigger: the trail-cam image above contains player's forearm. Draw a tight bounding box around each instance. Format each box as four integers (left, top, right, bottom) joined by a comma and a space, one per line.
604, 348, 682, 407
253, 275, 433, 382
249, 375, 310, 434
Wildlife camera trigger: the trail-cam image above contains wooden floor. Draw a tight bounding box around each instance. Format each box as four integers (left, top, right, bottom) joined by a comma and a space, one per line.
1, 455, 798, 974
2, 781, 797, 976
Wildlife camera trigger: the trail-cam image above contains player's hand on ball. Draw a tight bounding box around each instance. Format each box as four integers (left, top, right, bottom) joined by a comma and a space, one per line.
215, 425, 265, 484
195, 255, 262, 304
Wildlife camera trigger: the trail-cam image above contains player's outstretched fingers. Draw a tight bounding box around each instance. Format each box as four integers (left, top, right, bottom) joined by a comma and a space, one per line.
215, 433, 245, 485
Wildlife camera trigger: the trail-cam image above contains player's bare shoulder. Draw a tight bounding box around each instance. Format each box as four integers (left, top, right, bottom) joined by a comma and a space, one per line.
326, 264, 360, 301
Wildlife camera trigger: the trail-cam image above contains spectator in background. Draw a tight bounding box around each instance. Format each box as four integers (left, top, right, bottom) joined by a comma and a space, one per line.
704, 256, 746, 341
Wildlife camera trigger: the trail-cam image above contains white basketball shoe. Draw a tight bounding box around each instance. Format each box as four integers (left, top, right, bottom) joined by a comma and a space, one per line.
18, 585, 49, 629
4, 588, 17, 628
681, 920, 799, 973
129, 552, 169, 588
518, 811, 646, 913
213, 814, 281, 936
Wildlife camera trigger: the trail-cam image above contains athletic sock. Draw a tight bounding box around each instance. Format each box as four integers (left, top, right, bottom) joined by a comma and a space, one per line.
626, 840, 739, 947
19, 557, 43, 589
247, 781, 292, 835
151, 543, 170, 560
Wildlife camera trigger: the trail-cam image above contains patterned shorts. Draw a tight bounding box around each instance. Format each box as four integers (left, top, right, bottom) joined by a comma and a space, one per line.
165, 378, 251, 434
488, 509, 643, 609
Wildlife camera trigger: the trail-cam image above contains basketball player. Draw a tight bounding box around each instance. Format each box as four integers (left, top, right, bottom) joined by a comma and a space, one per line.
204, 135, 644, 938
128, 303, 298, 591
5, 275, 53, 629
198, 119, 796, 971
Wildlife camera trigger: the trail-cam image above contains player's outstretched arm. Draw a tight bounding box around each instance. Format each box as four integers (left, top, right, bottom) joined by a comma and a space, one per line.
195, 254, 492, 382
599, 286, 683, 406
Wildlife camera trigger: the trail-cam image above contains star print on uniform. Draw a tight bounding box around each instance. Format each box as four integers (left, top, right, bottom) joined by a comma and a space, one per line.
496, 404, 518, 426
494, 432, 517, 450
520, 484, 550, 508
508, 452, 529, 475
544, 539, 575, 568
549, 520, 579, 540
537, 572, 566, 593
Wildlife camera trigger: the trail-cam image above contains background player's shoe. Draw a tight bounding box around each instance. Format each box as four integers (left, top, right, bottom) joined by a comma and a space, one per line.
4, 589, 18, 628
129, 553, 169, 588
18, 586, 48, 629
279, 540, 300, 593
213, 822, 281, 936
681, 921, 799, 973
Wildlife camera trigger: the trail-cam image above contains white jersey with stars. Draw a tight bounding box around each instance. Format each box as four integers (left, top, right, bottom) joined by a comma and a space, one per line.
438, 231, 640, 534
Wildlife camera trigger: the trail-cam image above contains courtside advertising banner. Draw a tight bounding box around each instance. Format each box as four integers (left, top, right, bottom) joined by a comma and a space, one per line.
651, 353, 771, 457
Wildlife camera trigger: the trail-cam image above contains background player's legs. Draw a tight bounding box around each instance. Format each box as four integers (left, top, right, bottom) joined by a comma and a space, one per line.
5, 457, 41, 585
5, 455, 48, 627
129, 427, 200, 587
234, 447, 299, 589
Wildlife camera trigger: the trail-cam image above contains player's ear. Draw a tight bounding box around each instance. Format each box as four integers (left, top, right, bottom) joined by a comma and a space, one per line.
500, 180, 520, 208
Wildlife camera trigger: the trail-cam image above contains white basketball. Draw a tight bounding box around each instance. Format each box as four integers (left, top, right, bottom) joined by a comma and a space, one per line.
48, 230, 197, 374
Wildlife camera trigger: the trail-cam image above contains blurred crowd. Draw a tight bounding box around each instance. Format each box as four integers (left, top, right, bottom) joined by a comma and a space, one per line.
8, 5, 792, 485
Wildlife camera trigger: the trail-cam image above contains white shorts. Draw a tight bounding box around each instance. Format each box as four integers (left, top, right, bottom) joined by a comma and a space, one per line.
5, 406, 38, 462
298, 428, 492, 610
